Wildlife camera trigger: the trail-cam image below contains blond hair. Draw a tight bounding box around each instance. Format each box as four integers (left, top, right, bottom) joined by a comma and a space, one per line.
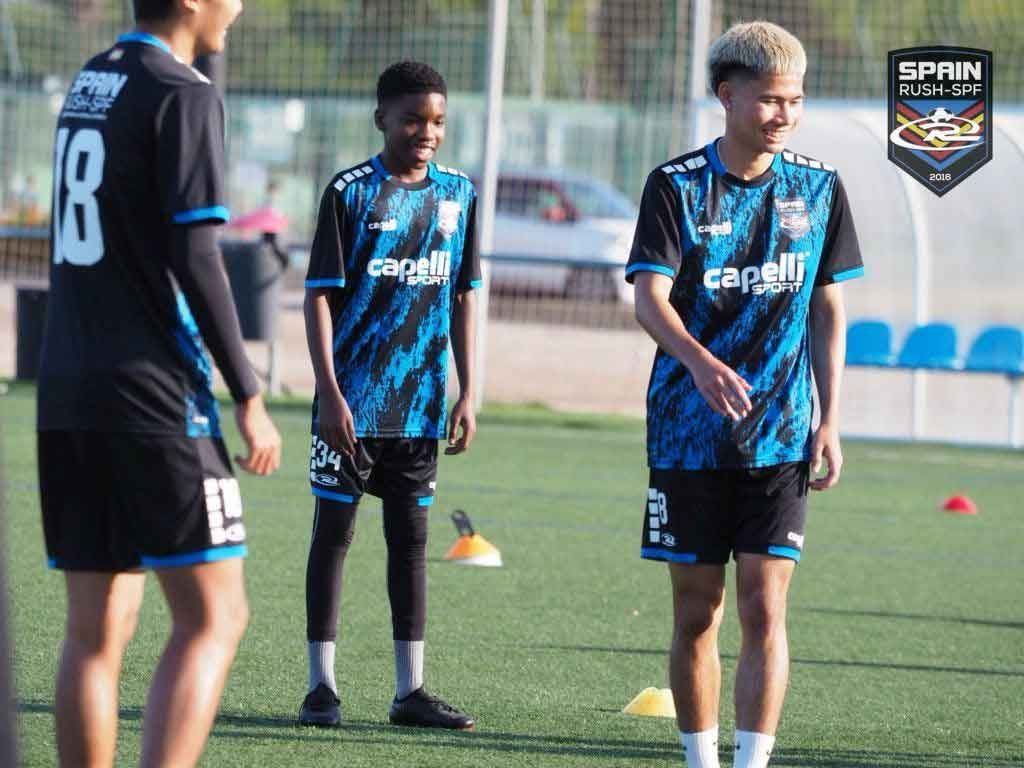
707, 21, 807, 94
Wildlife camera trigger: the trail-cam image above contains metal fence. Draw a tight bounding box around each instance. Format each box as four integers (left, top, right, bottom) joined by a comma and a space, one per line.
4, 1, 1023, 230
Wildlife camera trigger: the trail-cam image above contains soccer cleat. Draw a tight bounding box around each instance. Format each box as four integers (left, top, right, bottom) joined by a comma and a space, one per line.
388, 687, 475, 730
298, 683, 341, 727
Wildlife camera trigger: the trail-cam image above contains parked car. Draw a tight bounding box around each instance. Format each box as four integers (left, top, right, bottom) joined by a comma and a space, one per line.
482, 170, 638, 303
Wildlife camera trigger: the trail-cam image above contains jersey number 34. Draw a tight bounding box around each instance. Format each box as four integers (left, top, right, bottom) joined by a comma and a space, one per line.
52, 126, 105, 267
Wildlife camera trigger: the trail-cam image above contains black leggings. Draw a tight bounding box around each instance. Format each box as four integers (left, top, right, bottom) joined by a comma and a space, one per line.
305, 496, 428, 642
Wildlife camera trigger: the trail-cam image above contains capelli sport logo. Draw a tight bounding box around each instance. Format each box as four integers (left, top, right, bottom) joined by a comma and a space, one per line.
888, 46, 992, 197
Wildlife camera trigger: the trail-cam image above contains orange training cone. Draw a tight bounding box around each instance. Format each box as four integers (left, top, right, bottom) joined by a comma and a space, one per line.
622, 687, 676, 718
443, 510, 502, 567
942, 495, 978, 515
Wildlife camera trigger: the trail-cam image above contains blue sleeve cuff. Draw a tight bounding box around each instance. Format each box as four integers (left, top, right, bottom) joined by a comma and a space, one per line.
172, 205, 230, 225
625, 262, 676, 280
305, 278, 346, 288
830, 265, 865, 283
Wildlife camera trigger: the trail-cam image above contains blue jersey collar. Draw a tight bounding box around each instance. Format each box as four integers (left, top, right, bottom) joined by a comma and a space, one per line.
371, 154, 434, 190
117, 32, 173, 55
706, 138, 781, 187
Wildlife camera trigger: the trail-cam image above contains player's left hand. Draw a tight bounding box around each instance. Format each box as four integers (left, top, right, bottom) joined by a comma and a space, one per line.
234, 394, 282, 476
445, 395, 476, 455
809, 422, 842, 491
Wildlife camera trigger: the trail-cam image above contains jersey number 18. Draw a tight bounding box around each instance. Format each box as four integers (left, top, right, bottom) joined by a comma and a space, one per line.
52, 126, 105, 266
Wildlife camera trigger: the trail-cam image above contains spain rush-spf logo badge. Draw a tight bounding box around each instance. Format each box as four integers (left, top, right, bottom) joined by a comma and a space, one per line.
888, 47, 992, 197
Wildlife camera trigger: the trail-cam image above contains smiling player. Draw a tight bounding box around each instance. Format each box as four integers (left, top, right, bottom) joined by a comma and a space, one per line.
626, 21, 863, 768
297, 61, 480, 730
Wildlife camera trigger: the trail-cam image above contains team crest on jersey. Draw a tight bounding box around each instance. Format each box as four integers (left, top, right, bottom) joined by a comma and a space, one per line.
888, 46, 992, 197
437, 201, 461, 238
774, 197, 810, 240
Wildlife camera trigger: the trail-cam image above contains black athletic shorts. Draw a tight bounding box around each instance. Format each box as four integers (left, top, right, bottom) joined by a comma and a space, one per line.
38, 431, 247, 572
308, 435, 437, 507
640, 462, 809, 565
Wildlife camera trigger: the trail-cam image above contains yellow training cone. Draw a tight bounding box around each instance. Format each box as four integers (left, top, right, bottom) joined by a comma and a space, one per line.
443, 533, 503, 567
443, 510, 502, 567
622, 687, 676, 718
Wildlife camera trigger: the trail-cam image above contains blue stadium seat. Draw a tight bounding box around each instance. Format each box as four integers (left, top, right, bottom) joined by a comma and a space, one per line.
845, 320, 894, 367
964, 326, 1024, 375
896, 323, 959, 369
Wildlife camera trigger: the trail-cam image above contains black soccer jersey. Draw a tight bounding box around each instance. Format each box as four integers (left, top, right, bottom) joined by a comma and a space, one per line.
627, 139, 863, 470
306, 156, 481, 439
38, 33, 232, 436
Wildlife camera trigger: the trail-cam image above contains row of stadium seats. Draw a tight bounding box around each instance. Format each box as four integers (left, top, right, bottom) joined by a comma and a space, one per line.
846, 321, 1024, 375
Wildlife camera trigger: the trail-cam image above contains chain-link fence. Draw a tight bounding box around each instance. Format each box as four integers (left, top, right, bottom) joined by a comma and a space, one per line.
5, 1, 1021, 229
2, 1, 1023, 441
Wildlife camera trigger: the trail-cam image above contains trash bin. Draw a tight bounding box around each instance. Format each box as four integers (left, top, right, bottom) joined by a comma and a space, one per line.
15, 287, 48, 381
221, 235, 287, 341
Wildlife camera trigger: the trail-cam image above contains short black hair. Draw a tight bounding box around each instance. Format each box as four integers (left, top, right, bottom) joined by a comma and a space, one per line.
376, 61, 447, 107
132, 0, 176, 22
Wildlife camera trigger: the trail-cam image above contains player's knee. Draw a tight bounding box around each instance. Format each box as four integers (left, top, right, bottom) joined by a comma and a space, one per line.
674, 600, 722, 640
205, 596, 248, 647
211, 591, 249, 643
383, 502, 429, 553
227, 595, 250, 641
737, 592, 786, 640
66, 602, 139, 654
117, 603, 141, 645
172, 589, 249, 645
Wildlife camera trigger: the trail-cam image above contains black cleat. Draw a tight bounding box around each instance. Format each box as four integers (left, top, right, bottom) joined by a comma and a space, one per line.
388, 687, 475, 730
298, 683, 341, 727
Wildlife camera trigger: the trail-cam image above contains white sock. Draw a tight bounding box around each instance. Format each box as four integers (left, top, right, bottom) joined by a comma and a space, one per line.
308, 640, 337, 694
679, 726, 720, 768
733, 730, 775, 768
394, 639, 424, 700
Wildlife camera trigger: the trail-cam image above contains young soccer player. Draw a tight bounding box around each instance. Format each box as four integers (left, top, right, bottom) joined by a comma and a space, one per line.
298, 61, 480, 730
626, 21, 863, 768
37, 1, 282, 765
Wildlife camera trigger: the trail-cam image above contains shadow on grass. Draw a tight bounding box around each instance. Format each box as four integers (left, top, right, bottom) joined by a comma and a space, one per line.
20, 700, 1024, 766
771, 747, 1024, 767
799, 605, 1024, 631
17, 699, 679, 762
528, 645, 1024, 678
213, 723, 681, 761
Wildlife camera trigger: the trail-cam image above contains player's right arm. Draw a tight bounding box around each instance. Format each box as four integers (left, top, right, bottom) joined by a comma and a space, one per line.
170, 225, 282, 476
158, 81, 280, 475
634, 273, 751, 421
304, 181, 356, 457
303, 288, 355, 457
627, 170, 751, 421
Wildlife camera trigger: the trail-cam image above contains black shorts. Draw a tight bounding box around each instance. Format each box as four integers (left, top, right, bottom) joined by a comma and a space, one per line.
39, 431, 247, 572
640, 462, 809, 565
309, 435, 438, 506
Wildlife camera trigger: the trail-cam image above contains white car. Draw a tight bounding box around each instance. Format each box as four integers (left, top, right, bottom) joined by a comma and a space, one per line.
485, 171, 638, 303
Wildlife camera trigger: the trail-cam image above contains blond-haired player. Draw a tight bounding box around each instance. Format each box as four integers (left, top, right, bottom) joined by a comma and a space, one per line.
626, 21, 863, 768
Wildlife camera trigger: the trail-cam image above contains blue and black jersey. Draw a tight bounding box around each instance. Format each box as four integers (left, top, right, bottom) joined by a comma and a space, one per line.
38, 33, 248, 437
306, 156, 480, 439
626, 139, 863, 470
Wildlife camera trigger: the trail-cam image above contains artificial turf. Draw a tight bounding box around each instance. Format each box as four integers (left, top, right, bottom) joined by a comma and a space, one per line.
2, 384, 1022, 767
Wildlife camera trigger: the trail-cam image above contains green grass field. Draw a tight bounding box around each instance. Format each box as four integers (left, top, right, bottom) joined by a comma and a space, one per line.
2, 384, 1023, 767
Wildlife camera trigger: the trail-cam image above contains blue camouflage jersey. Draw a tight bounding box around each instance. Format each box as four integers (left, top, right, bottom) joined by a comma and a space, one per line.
305, 155, 480, 438
626, 139, 863, 470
